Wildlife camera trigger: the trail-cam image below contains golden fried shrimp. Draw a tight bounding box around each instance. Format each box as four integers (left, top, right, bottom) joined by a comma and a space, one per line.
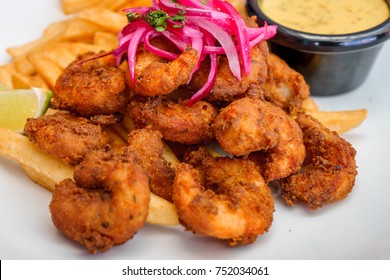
128, 40, 199, 96
279, 113, 357, 210
24, 112, 109, 165
49, 154, 150, 253
52, 51, 129, 116
127, 128, 175, 202
128, 97, 218, 145
173, 149, 274, 246
213, 97, 281, 156
189, 41, 269, 103
248, 102, 305, 182
262, 53, 310, 114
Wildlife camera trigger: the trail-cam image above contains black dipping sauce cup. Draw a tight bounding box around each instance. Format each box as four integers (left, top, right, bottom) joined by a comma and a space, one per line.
247, 0, 390, 96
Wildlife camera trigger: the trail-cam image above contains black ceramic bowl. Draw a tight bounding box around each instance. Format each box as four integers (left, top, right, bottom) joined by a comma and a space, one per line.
247, 0, 390, 96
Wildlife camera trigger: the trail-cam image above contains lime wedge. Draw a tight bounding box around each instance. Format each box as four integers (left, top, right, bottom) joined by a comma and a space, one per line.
0, 87, 53, 133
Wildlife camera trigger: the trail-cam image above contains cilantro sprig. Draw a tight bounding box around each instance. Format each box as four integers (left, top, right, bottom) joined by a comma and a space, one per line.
143, 9, 187, 32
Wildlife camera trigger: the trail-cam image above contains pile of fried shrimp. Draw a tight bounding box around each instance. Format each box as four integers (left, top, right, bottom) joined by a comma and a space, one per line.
21, 16, 357, 253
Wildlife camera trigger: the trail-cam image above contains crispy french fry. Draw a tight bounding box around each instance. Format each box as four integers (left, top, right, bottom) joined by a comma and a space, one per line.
28, 53, 63, 89
301, 97, 367, 134
119, 0, 152, 9
11, 72, 48, 89
0, 128, 74, 191
148, 194, 179, 226
61, 0, 101, 14
62, 19, 103, 41
111, 123, 129, 142
163, 144, 181, 168
103, 127, 127, 152
77, 8, 127, 33
64, 42, 106, 56
308, 109, 368, 134
93, 31, 118, 51
42, 44, 77, 69
97, 0, 130, 12
13, 56, 36, 75
301, 97, 320, 113
61, 0, 131, 14
121, 111, 137, 132
0, 64, 16, 88
0, 128, 179, 226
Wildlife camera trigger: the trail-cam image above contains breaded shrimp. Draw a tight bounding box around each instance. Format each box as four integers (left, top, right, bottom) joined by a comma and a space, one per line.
173, 149, 274, 246
189, 41, 269, 103
127, 128, 175, 202
262, 53, 310, 114
128, 40, 199, 96
280, 113, 357, 210
213, 97, 281, 156
128, 97, 218, 145
24, 112, 109, 165
49, 154, 150, 253
213, 97, 305, 182
248, 105, 305, 182
53, 51, 129, 116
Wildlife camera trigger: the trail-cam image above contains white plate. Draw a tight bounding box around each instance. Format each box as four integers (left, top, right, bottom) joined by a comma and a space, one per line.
1, 0, 390, 260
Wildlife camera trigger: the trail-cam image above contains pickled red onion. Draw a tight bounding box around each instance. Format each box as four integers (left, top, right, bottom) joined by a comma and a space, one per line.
113, 0, 277, 104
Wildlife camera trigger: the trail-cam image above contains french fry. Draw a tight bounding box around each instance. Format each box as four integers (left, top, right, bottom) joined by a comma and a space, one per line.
0, 128, 179, 226
111, 123, 130, 142
11, 72, 48, 89
64, 42, 106, 56
301, 97, 320, 113
93, 31, 118, 51
0, 128, 74, 191
0, 64, 16, 88
61, 0, 131, 15
119, 0, 152, 9
77, 8, 127, 33
308, 109, 368, 134
62, 19, 103, 42
148, 194, 179, 226
301, 97, 367, 134
42, 44, 77, 69
13, 56, 36, 75
97, 0, 130, 12
28, 53, 63, 89
61, 0, 101, 15
103, 127, 127, 152
121, 111, 137, 132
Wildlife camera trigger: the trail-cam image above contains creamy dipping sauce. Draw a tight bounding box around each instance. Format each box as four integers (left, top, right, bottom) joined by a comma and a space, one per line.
259, 0, 390, 35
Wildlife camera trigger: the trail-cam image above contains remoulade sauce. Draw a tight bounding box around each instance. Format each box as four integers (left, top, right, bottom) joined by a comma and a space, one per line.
259, 0, 390, 35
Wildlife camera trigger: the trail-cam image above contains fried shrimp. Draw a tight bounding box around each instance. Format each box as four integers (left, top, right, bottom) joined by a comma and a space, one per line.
49, 154, 150, 253
189, 41, 269, 103
280, 113, 357, 210
128, 97, 218, 145
248, 105, 305, 183
237, 99, 305, 183
262, 53, 310, 114
173, 149, 274, 246
213, 97, 281, 156
213, 97, 305, 182
52, 51, 129, 116
128, 40, 199, 96
127, 128, 175, 202
24, 112, 109, 165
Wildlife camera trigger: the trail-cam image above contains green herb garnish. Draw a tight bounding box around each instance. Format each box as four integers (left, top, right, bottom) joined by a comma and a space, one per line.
144, 9, 186, 32
126, 12, 138, 23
